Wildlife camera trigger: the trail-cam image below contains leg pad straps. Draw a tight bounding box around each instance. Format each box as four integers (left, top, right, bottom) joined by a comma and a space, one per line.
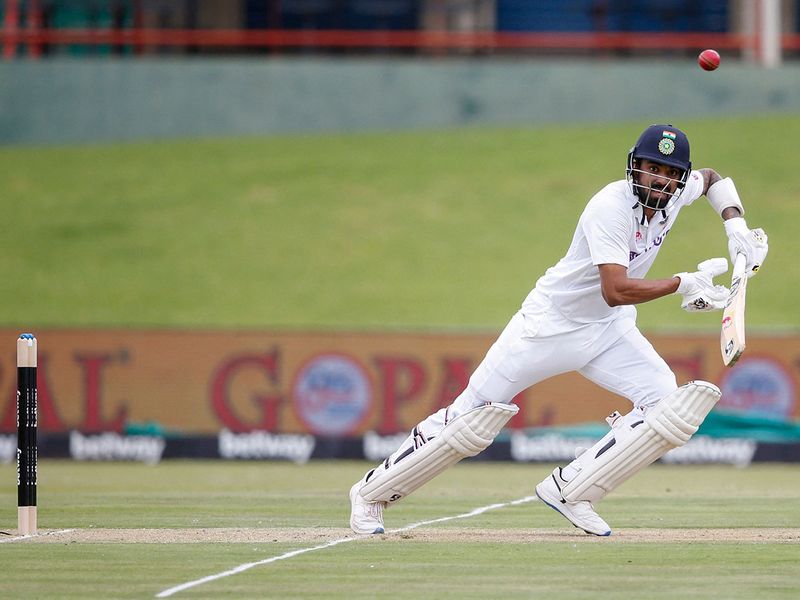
361, 403, 518, 503
561, 381, 721, 503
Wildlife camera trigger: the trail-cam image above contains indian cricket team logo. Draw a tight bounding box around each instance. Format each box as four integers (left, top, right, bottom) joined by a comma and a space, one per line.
658, 137, 675, 155
293, 354, 372, 435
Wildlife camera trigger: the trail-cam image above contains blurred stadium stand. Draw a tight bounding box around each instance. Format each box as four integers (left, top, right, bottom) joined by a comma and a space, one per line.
496, 0, 727, 33
3, 0, 799, 144
0, 0, 797, 61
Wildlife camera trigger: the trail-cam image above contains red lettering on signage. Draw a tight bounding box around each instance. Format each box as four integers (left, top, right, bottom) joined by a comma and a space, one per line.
665, 352, 703, 382
374, 357, 426, 433
210, 350, 283, 432
75, 354, 128, 432
1, 354, 66, 432
508, 391, 526, 429
436, 358, 473, 408
536, 403, 556, 427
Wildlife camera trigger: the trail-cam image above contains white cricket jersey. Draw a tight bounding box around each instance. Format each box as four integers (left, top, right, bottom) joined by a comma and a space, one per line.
523, 170, 705, 324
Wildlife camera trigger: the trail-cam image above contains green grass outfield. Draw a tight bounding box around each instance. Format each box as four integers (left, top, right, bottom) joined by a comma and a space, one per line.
1, 461, 799, 599
1, 115, 798, 332
2, 117, 798, 597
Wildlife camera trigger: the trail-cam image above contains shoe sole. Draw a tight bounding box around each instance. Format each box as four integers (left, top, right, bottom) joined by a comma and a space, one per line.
535, 485, 611, 537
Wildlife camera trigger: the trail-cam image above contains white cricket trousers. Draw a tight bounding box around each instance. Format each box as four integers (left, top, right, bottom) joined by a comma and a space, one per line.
411, 297, 677, 441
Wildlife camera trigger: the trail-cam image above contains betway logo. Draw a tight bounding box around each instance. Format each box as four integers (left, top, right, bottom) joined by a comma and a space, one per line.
0, 434, 15, 464
662, 436, 757, 467
70, 431, 166, 464
218, 429, 315, 463
510, 433, 598, 462
363, 431, 408, 461
511, 433, 758, 466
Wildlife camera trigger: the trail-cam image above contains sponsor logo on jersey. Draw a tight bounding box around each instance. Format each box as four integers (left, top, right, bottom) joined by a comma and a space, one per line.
629, 227, 671, 261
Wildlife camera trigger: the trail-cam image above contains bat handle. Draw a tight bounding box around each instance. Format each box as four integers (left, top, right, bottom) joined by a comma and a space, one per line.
733, 253, 747, 277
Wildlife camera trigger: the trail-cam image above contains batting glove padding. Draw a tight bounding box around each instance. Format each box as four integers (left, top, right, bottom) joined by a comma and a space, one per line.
724, 217, 768, 278
675, 257, 730, 312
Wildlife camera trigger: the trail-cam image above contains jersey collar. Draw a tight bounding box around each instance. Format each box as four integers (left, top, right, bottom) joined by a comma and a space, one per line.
631, 201, 670, 227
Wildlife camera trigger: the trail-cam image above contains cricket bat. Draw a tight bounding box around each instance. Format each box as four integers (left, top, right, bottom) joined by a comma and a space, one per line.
720, 253, 748, 367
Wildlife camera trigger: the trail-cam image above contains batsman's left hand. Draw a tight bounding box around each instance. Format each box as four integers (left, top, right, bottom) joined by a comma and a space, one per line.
674, 258, 730, 312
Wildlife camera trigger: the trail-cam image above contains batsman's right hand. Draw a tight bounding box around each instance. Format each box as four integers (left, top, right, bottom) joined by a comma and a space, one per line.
674, 257, 730, 312
724, 217, 768, 277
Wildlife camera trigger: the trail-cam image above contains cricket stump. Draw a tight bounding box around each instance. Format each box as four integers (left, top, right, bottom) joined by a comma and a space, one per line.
17, 333, 38, 536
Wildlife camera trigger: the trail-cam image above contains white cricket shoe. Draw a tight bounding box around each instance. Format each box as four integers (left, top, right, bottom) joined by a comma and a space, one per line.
535, 468, 611, 536
349, 480, 386, 535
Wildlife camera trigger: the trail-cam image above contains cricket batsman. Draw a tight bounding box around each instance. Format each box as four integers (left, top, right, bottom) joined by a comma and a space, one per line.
349, 124, 769, 536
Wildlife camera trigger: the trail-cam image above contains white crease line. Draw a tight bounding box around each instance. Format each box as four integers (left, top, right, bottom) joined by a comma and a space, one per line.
0, 529, 76, 544
391, 495, 537, 534
155, 495, 538, 598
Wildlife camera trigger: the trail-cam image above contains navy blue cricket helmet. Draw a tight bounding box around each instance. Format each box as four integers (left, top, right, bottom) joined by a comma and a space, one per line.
626, 124, 692, 210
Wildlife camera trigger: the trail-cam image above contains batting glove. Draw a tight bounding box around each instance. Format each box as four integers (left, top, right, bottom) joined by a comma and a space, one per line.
724, 217, 768, 278
674, 257, 730, 312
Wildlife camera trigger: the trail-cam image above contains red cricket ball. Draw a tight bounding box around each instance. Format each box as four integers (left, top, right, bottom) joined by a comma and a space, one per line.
698, 49, 721, 71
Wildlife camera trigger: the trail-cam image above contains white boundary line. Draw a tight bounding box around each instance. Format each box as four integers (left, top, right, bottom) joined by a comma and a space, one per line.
0, 529, 76, 544
155, 495, 538, 598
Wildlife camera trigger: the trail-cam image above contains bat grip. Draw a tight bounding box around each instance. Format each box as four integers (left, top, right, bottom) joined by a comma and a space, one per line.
733, 253, 747, 277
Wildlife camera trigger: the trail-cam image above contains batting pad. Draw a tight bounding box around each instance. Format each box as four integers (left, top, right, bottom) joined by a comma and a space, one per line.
561, 381, 721, 504
360, 403, 519, 503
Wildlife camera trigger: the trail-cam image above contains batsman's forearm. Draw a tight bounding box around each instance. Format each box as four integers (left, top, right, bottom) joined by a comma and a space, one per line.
721, 206, 743, 220
601, 276, 681, 306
